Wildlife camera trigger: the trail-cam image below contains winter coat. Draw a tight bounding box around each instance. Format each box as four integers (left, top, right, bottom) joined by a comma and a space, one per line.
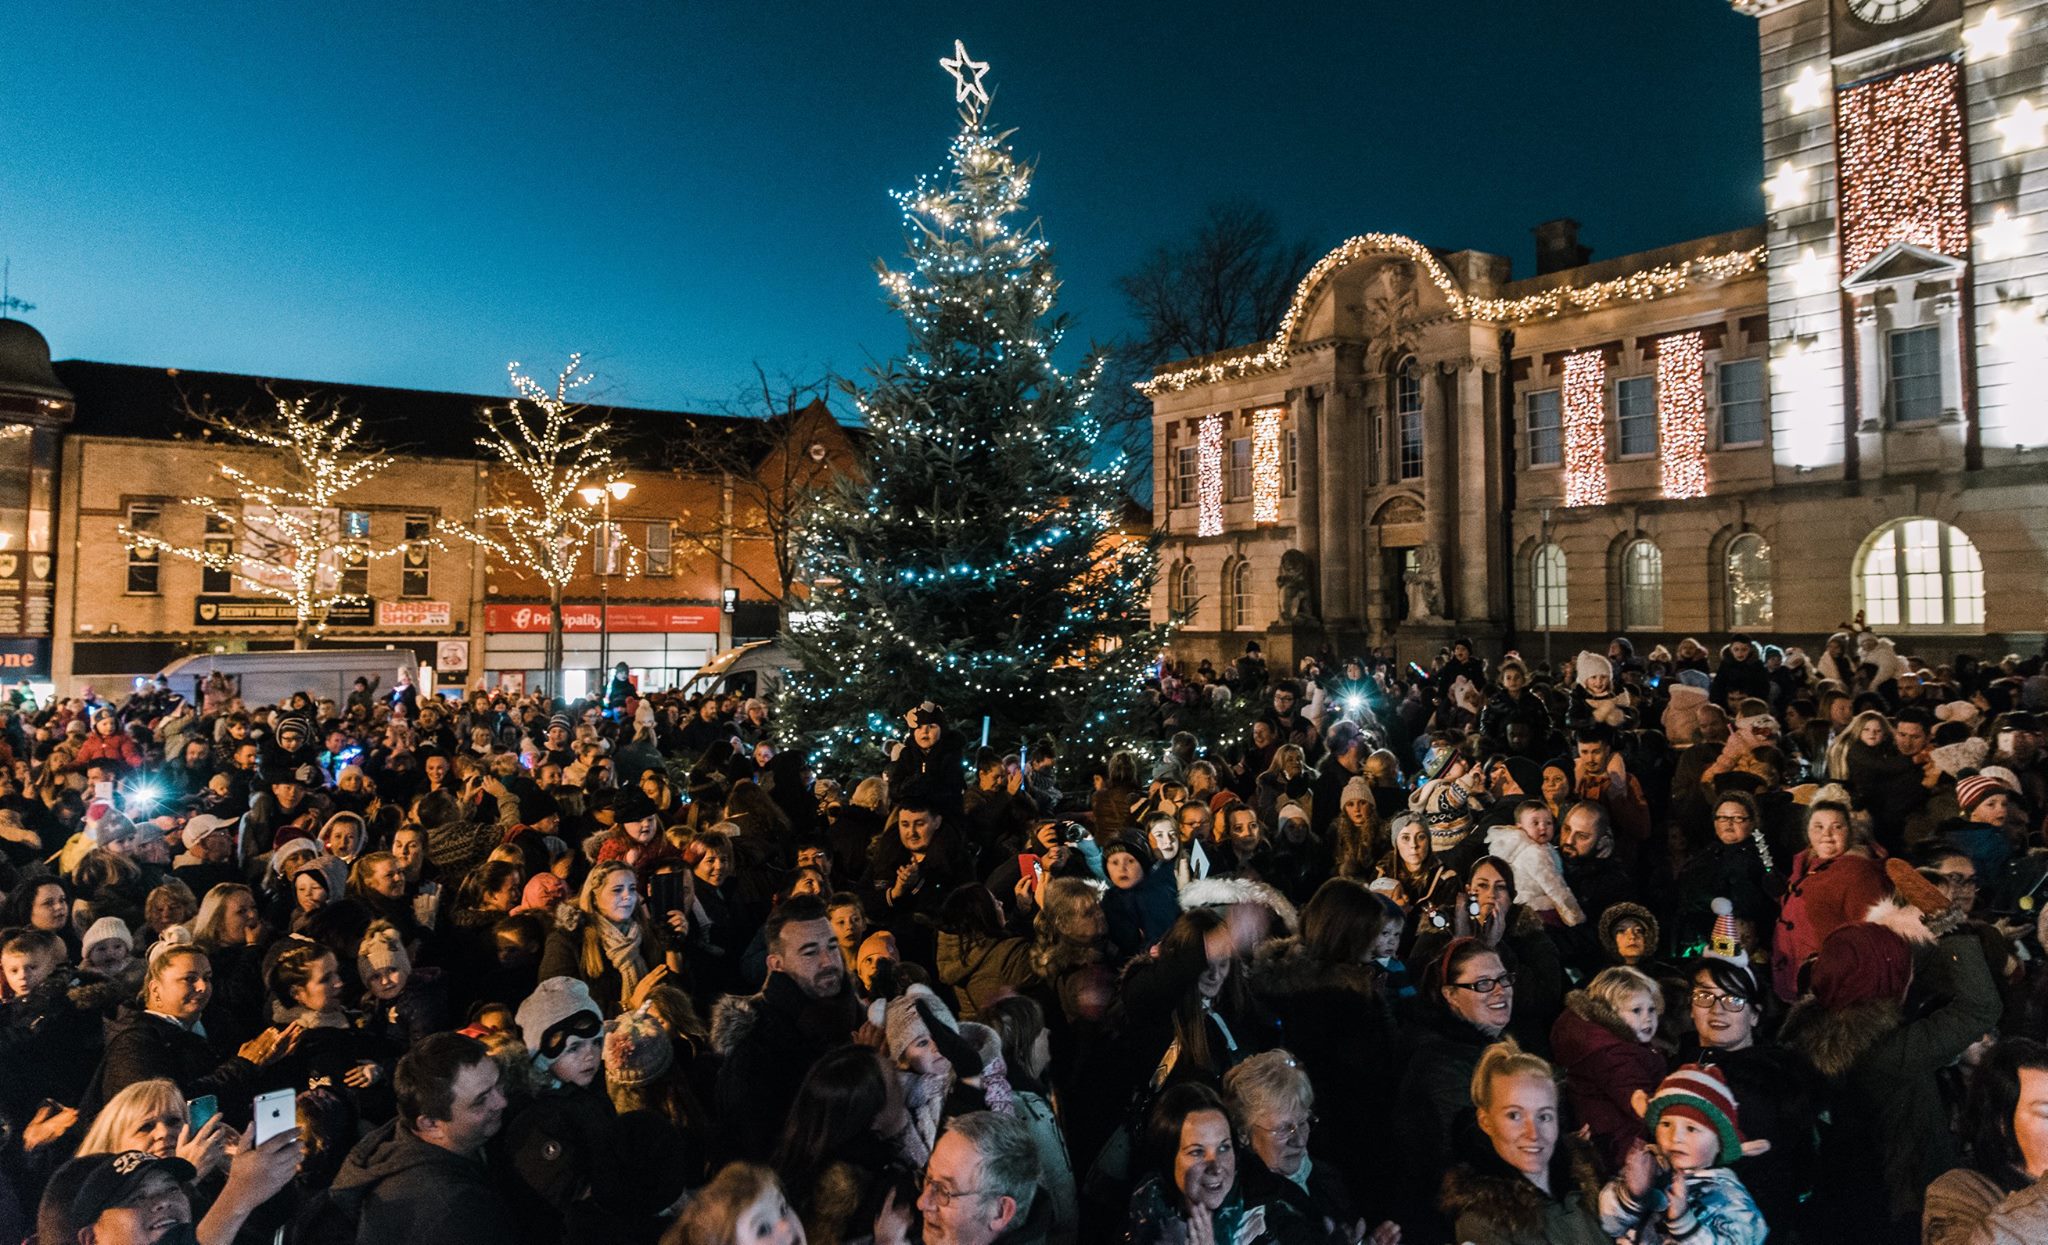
936, 929, 1037, 1021
1249, 938, 1399, 1180
1484, 824, 1584, 924
1709, 652, 1772, 710
82, 1006, 265, 1119
1922, 1167, 2010, 1245
493, 1081, 621, 1245
1683, 1039, 1819, 1237
1597, 1163, 1767, 1245
1123, 1173, 1317, 1245
1779, 930, 2002, 1236
537, 910, 667, 1018
1957, 1176, 2048, 1245
1438, 1138, 1609, 1245
1100, 864, 1181, 960
1009, 1088, 1079, 1245
710, 971, 862, 1161
1392, 1007, 1499, 1230
1771, 850, 1888, 1001
1672, 837, 1780, 951
1549, 988, 1668, 1172
1479, 688, 1553, 758
1842, 740, 1929, 849
76, 728, 145, 771
0, 969, 125, 1122
329, 1118, 520, 1245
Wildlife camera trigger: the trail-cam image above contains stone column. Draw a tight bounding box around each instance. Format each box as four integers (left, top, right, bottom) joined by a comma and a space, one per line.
1450, 360, 1492, 625
1422, 364, 1457, 619
1318, 383, 1355, 625
1934, 289, 1964, 423
1289, 387, 1320, 584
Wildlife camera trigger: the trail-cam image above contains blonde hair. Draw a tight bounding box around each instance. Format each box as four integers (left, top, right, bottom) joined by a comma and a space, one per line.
669, 1162, 785, 1245
78, 1079, 185, 1156
1470, 1038, 1557, 1109
1584, 966, 1661, 1018
1827, 709, 1894, 780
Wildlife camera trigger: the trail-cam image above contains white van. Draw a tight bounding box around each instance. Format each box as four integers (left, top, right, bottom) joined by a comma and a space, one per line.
158, 649, 426, 709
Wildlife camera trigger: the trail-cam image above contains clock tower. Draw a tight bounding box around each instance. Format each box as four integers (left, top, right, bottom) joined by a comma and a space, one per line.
1735, 0, 2047, 479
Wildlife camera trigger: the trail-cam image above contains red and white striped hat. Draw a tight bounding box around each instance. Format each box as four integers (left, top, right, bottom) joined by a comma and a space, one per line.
1957, 773, 2014, 814
1645, 1064, 1745, 1166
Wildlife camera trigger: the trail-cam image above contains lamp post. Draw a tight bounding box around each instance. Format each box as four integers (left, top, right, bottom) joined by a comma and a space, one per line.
578, 479, 634, 704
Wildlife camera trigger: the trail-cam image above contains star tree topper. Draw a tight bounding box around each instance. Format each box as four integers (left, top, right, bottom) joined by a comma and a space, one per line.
940, 39, 990, 109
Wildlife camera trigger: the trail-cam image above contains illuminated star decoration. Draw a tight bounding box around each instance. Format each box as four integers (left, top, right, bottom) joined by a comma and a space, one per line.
1963, 6, 2018, 59
1790, 246, 1835, 296
1765, 161, 1811, 211
940, 39, 990, 109
1785, 65, 1829, 114
1994, 99, 2046, 154
1978, 208, 2028, 261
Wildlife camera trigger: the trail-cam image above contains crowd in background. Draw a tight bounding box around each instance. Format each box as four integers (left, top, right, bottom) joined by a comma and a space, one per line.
1, 626, 2046, 1245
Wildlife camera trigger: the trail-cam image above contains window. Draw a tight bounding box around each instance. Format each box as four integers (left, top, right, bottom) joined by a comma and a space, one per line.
1168, 561, 1198, 619
1531, 542, 1567, 628
338, 544, 369, 598
1174, 446, 1199, 507
1284, 431, 1298, 495
1887, 326, 1942, 424
1396, 360, 1423, 480
1229, 559, 1254, 630
1620, 538, 1663, 630
1526, 390, 1562, 467
401, 515, 431, 598
126, 505, 162, 595
644, 522, 673, 576
1718, 359, 1765, 446
1859, 518, 1983, 627
1617, 377, 1657, 457
1726, 533, 1774, 628
1228, 437, 1252, 500
593, 522, 624, 575
201, 513, 234, 594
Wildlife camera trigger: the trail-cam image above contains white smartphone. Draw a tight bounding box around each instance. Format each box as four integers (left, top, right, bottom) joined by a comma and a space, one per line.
252, 1088, 294, 1144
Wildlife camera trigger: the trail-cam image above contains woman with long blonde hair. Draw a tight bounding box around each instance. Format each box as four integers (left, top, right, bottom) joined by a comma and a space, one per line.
76, 1078, 232, 1181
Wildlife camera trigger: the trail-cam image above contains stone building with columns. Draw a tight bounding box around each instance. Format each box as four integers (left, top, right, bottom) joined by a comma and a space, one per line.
1150, 0, 2048, 670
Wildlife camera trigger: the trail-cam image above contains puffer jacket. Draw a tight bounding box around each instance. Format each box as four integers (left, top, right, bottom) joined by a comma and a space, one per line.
1549, 988, 1668, 1172
936, 929, 1036, 1021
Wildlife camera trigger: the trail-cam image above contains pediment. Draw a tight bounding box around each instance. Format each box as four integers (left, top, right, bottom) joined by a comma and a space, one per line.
1842, 241, 1966, 293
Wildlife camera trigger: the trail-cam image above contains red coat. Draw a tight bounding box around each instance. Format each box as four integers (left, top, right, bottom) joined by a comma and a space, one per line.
75, 728, 145, 772
1772, 850, 1888, 1001
1550, 989, 1668, 1172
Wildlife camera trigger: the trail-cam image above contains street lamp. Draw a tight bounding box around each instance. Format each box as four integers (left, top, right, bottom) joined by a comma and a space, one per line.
578, 479, 634, 705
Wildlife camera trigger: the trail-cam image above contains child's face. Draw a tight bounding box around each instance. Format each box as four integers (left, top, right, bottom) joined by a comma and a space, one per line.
85, 940, 131, 975
900, 1031, 945, 1076
1613, 919, 1650, 963
1654, 1113, 1720, 1171
1517, 809, 1555, 846
1585, 674, 1612, 697
1619, 990, 1661, 1043
1106, 851, 1144, 889
2, 949, 54, 997
1370, 920, 1401, 961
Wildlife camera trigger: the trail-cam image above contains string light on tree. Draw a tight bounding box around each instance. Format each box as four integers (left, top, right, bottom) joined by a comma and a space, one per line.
1196, 413, 1225, 536
1656, 332, 1708, 501
1250, 407, 1282, 523
1837, 60, 1967, 272
1994, 99, 2046, 154
1785, 64, 1830, 114
1560, 349, 1609, 508
1978, 208, 2028, 261
1963, 5, 2018, 59
1790, 246, 1835, 296
1765, 162, 1812, 211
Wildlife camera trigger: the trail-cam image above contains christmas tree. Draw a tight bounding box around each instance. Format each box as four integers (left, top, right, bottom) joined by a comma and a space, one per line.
779, 45, 1167, 776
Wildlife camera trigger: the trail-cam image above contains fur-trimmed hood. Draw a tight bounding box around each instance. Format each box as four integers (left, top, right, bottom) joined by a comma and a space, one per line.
1440, 1137, 1603, 1238
1559, 986, 1640, 1045
1863, 893, 1938, 946
709, 990, 765, 1058
1178, 875, 1299, 935
1778, 994, 1903, 1080
1248, 936, 1382, 1001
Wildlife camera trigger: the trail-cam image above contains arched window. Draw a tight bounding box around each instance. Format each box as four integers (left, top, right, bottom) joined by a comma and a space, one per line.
1168, 561, 1198, 621
1230, 559, 1254, 630
1219, 560, 1240, 630
1530, 542, 1567, 629
1858, 518, 1984, 627
1726, 534, 1774, 628
1620, 538, 1663, 630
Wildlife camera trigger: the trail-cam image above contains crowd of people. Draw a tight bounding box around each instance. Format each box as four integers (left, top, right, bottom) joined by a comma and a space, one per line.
0, 629, 2045, 1245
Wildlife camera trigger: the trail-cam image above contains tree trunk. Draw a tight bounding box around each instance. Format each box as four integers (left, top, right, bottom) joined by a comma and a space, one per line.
548, 579, 565, 703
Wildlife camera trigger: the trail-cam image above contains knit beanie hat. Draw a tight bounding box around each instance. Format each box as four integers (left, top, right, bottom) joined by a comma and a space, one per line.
1958, 773, 2015, 814
1809, 922, 1911, 1011
82, 917, 133, 959
1645, 1064, 1747, 1166
1576, 651, 1614, 688
885, 984, 958, 1063
1599, 902, 1661, 955
1663, 684, 1711, 747
84, 804, 138, 848
1930, 737, 1990, 778
357, 924, 411, 981
602, 1007, 674, 1087
517, 976, 603, 1064
1500, 757, 1542, 798
1341, 776, 1374, 806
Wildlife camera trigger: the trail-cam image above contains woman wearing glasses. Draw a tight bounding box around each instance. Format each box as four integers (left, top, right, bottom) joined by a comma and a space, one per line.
1673, 792, 1781, 957
1123, 1081, 1317, 1245
1677, 957, 1817, 1238
1390, 937, 1517, 1239
1223, 1050, 1399, 1245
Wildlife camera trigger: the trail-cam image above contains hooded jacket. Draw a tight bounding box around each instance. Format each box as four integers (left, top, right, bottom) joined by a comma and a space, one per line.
710, 971, 862, 1161
1771, 850, 1889, 1002
1438, 1136, 1608, 1245
329, 1117, 519, 1245
1549, 988, 1668, 1171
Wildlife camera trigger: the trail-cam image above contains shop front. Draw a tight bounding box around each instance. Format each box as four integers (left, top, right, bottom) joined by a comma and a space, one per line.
482, 603, 724, 698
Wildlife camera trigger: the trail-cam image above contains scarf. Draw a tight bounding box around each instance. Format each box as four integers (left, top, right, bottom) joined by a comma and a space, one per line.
270, 1002, 354, 1030
978, 1051, 1017, 1116
896, 1067, 952, 1167
595, 915, 648, 1002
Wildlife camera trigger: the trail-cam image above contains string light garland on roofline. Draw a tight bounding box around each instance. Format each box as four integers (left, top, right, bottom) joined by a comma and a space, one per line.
1251, 407, 1283, 523
1137, 243, 1766, 394
1657, 331, 1709, 500
1196, 413, 1225, 537
1561, 349, 1610, 508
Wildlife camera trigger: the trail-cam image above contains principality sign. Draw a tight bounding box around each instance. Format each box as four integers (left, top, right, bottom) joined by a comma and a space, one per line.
483, 604, 721, 634
376, 601, 453, 628
195, 598, 373, 627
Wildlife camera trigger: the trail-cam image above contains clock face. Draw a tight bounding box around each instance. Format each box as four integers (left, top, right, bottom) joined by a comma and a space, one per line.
1846, 0, 1933, 23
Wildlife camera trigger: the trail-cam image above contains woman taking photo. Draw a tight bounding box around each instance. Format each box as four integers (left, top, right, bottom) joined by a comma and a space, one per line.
1439, 1040, 1606, 1245
76, 1077, 232, 1183
1124, 1081, 1315, 1245
539, 860, 686, 1015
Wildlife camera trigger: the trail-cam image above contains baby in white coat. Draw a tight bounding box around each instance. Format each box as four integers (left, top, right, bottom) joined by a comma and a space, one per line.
1486, 799, 1585, 926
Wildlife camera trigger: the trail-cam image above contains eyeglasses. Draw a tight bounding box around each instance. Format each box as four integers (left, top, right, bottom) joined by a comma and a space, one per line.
1448, 973, 1515, 995
1712, 814, 1752, 823
1257, 1115, 1317, 1144
1936, 871, 1978, 889
1690, 989, 1753, 1014
919, 1174, 990, 1208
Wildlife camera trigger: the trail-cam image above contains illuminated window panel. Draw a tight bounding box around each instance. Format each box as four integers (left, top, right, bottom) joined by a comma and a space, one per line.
1197, 414, 1224, 537
1251, 408, 1283, 523
1531, 542, 1567, 628
1836, 60, 1968, 274
1561, 350, 1610, 507
1396, 361, 1424, 480
1228, 436, 1252, 500
1859, 518, 1984, 627
1657, 331, 1709, 499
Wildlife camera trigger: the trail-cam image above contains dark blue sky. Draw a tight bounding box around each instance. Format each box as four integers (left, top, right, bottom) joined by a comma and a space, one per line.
3, 1, 1763, 415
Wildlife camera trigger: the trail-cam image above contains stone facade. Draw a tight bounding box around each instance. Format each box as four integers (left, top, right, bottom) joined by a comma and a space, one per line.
1152, 0, 2048, 669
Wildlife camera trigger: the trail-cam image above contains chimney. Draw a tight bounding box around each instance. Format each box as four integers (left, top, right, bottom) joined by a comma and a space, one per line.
1532, 218, 1592, 276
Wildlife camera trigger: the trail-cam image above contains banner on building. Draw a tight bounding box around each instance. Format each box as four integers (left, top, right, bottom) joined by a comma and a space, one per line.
377, 601, 453, 628
436, 640, 470, 672
0, 639, 51, 680
194, 599, 373, 626
483, 604, 721, 634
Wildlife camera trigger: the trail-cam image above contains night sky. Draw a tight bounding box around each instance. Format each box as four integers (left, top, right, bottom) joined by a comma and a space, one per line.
2, 1, 1763, 415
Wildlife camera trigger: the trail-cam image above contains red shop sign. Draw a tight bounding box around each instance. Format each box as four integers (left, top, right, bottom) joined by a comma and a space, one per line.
484, 604, 721, 634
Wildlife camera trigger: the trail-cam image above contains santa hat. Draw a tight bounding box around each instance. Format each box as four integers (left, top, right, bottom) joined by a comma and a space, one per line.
1576, 651, 1614, 688
1645, 1065, 1747, 1166
1958, 773, 2015, 815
